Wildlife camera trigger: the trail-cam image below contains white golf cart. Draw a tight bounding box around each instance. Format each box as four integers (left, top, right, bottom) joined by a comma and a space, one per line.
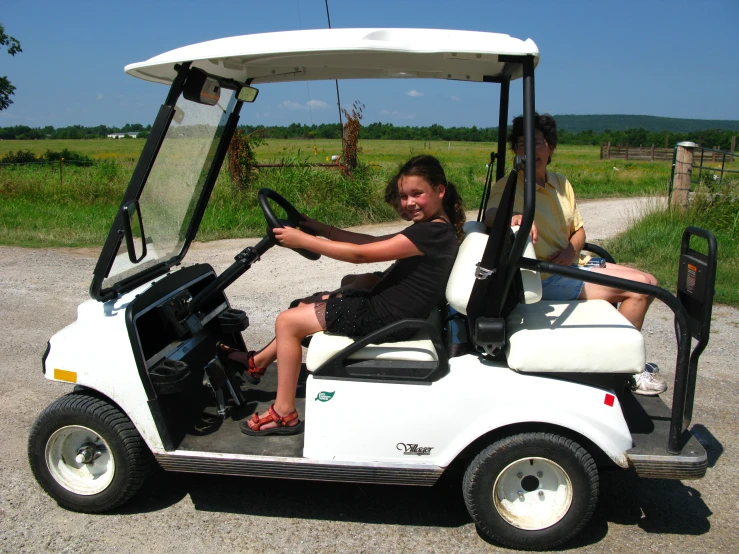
28, 29, 717, 551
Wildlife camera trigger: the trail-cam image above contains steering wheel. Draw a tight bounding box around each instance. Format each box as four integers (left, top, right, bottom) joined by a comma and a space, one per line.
258, 188, 320, 261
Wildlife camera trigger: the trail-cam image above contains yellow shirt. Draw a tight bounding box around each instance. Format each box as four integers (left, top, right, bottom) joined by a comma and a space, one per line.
486, 171, 585, 274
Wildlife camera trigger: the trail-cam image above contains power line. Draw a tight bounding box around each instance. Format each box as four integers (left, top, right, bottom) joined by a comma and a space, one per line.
325, 0, 344, 132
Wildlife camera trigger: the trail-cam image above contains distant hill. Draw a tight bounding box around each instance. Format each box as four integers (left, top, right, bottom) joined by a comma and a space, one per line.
554, 115, 739, 134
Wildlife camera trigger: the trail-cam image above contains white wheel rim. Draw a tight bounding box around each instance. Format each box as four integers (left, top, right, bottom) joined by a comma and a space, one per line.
493, 457, 573, 530
45, 425, 115, 495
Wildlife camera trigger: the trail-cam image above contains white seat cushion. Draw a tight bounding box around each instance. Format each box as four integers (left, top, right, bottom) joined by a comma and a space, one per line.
446, 225, 541, 315
505, 300, 645, 374
305, 311, 440, 372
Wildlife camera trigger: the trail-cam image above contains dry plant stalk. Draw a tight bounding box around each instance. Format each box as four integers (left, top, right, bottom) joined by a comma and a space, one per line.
341, 101, 364, 171
227, 128, 262, 192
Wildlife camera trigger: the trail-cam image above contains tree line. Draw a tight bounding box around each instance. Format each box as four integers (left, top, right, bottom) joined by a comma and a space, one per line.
239, 123, 738, 150
1, 122, 735, 150
0, 123, 151, 140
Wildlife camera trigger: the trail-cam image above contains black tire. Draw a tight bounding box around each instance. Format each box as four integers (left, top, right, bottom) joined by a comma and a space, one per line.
28, 392, 152, 513
463, 432, 599, 551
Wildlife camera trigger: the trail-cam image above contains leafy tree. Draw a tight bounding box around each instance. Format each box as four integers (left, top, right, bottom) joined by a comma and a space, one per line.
0, 23, 22, 111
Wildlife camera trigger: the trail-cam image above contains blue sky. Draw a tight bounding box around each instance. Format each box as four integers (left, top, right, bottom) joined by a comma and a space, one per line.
2, 0, 738, 129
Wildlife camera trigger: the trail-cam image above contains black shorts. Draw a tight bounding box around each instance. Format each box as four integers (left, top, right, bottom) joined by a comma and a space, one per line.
291, 290, 417, 343
323, 290, 416, 343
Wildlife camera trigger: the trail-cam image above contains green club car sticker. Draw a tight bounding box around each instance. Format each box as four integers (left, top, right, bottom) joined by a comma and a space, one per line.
315, 391, 335, 402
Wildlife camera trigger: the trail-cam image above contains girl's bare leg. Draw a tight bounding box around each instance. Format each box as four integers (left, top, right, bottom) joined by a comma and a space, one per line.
252, 292, 336, 368
579, 263, 658, 330
249, 302, 324, 430
252, 339, 276, 369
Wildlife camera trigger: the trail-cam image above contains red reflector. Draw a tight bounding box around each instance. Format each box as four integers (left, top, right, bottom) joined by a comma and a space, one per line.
604, 394, 615, 407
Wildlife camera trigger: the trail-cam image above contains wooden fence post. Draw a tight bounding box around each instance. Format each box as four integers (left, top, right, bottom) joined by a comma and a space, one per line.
651, 144, 655, 161
625, 144, 629, 161
671, 142, 696, 210
606, 141, 610, 159
731, 135, 736, 162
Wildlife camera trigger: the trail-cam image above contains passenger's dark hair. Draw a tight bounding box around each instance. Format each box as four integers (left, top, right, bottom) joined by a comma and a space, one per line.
394, 155, 466, 242
508, 112, 557, 164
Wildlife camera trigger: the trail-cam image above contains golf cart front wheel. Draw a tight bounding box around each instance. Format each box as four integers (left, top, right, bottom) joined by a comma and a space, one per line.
28, 392, 152, 513
463, 432, 599, 550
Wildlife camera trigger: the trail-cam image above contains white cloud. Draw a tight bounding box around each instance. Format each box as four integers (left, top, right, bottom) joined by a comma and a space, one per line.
280, 100, 303, 110
406, 89, 424, 97
451, 96, 461, 101
379, 109, 416, 120
97, 93, 103, 101
280, 99, 329, 111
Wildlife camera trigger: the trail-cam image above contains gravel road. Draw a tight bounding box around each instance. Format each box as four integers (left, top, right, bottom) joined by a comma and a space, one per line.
0, 197, 736, 553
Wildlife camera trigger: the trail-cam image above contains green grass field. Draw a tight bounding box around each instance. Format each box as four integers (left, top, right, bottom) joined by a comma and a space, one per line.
1, 137, 736, 305
0, 137, 672, 196
0, 138, 672, 246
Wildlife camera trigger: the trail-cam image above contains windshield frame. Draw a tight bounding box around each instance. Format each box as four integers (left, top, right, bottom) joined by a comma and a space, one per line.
90, 65, 243, 302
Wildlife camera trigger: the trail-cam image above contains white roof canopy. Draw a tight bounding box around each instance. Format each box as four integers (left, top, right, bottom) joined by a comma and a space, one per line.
125, 28, 539, 86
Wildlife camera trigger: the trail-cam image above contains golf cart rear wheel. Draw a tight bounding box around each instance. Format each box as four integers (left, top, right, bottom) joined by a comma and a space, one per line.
463, 432, 599, 551
28, 392, 152, 513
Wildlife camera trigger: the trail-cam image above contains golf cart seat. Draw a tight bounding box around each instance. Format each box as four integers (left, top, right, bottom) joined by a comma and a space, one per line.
305, 309, 441, 372
505, 300, 645, 373
448, 224, 646, 374
305, 223, 538, 373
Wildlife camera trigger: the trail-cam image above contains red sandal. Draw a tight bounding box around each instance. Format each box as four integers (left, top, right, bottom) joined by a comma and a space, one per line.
216, 342, 267, 384
240, 405, 304, 436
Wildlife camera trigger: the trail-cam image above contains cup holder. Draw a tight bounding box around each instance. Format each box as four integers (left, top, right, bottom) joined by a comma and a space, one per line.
149, 359, 190, 395
218, 308, 249, 333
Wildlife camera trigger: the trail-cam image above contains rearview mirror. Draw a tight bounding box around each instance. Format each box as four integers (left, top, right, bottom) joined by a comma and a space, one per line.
183, 68, 221, 106
237, 86, 259, 103
122, 201, 147, 263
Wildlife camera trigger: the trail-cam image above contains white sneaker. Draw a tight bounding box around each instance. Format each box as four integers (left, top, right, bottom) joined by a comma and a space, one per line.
631, 370, 668, 396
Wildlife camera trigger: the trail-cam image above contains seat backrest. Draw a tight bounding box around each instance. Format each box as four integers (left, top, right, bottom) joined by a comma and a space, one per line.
446, 224, 541, 315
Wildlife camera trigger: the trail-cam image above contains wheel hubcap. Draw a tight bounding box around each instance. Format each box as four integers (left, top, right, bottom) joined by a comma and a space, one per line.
45, 425, 115, 495
493, 457, 572, 530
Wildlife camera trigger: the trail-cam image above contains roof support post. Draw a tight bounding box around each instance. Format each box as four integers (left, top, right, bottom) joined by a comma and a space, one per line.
496, 77, 510, 182
501, 55, 537, 301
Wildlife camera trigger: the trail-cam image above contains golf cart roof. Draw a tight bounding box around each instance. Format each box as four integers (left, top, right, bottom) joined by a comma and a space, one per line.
125, 28, 539, 85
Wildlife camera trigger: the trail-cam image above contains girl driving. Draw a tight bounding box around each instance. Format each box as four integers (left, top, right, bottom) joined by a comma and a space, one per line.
237, 155, 464, 435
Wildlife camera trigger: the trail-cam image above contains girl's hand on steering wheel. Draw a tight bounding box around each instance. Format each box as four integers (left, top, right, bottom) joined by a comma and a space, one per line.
274, 226, 308, 249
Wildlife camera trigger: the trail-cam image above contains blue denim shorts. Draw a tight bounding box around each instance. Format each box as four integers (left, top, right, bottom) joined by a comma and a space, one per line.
541, 267, 591, 301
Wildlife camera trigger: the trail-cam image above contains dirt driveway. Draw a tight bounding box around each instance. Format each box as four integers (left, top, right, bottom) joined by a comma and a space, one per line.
0, 198, 736, 553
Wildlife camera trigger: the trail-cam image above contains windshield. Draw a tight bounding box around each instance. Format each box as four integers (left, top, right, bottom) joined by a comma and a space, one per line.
102, 88, 237, 290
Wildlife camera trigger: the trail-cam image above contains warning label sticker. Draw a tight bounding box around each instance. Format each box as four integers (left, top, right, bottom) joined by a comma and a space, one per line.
686, 263, 697, 294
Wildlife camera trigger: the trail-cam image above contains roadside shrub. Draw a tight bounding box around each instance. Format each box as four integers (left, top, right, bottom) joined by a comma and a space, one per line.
1, 149, 37, 164
605, 190, 739, 305
43, 148, 93, 164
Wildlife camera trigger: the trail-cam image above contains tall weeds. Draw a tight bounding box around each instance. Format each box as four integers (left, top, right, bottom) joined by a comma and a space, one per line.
605, 184, 738, 305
